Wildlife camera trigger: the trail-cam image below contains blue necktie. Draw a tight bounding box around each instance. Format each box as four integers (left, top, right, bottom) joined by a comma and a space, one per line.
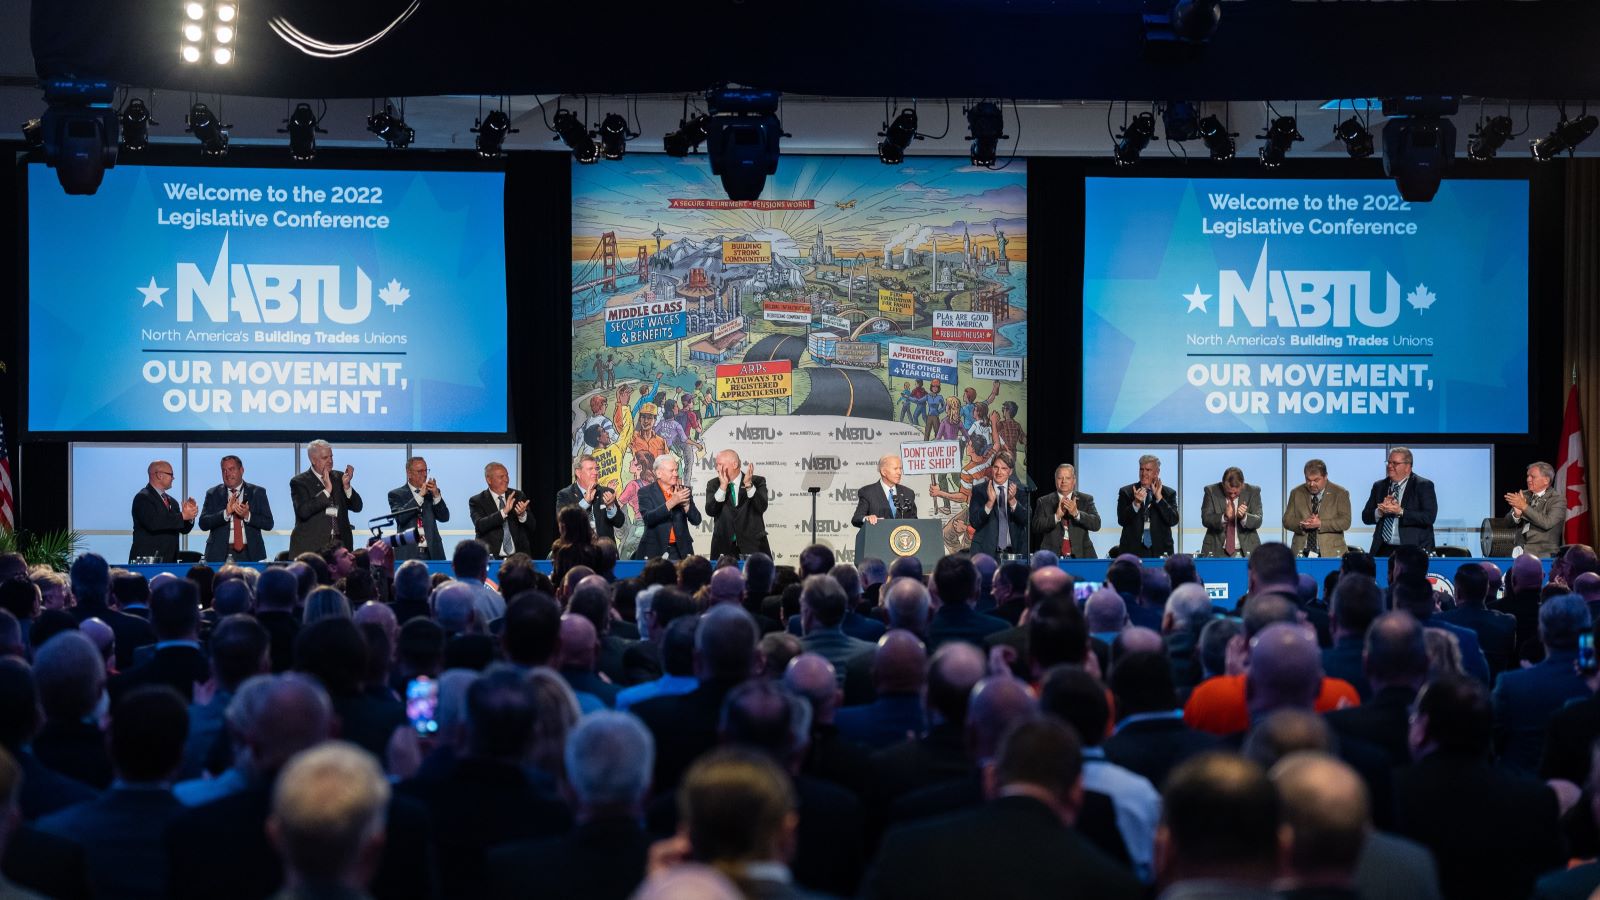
1382, 482, 1401, 545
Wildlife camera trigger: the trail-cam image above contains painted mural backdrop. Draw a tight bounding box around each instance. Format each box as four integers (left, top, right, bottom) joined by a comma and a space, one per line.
571, 156, 1028, 563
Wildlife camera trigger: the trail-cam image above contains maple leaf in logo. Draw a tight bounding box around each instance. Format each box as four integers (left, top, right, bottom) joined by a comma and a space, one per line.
1406, 283, 1437, 313
379, 279, 410, 310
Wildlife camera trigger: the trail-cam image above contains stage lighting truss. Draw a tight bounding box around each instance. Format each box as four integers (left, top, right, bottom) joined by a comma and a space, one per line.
182, 0, 238, 65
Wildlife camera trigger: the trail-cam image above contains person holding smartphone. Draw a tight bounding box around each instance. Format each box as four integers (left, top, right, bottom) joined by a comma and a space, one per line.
633, 454, 701, 560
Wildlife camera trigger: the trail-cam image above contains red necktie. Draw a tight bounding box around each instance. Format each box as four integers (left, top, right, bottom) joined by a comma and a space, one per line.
231, 489, 246, 552
161, 493, 171, 510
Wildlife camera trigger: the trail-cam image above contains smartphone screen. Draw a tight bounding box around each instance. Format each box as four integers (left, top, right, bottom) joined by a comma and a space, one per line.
406, 676, 440, 735
1580, 633, 1597, 676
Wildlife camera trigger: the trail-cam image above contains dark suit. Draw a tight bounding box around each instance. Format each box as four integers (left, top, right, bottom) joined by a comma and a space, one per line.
12, 747, 97, 822
1361, 474, 1438, 554
2, 824, 89, 900
287, 469, 363, 555
632, 678, 739, 791
1101, 714, 1220, 791
35, 785, 185, 900
1437, 604, 1518, 678
197, 481, 275, 562
1492, 648, 1591, 772
165, 781, 436, 900
1324, 684, 1416, 768
468, 488, 532, 557
485, 817, 650, 900
704, 475, 770, 558
968, 479, 1029, 557
387, 484, 450, 561
851, 481, 918, 527
1031, 491, 1100, 558
927, 602, 1010, 651
70, 602, 156, 671
129, 484, 194, 562
1395, 750, 1565, 900
1540, 693, 1600, 784
869, 721, 971, 804
1321, 635, 1372, 700
1115, 483, 1178, 557
862, 794, 1144, 900
1198, 482, 1264, 558
633, 481, 702, 560
110, 643, 210, 704
835, 694, 927, 749
555, 482, 626, 542
30, 719, 112, 789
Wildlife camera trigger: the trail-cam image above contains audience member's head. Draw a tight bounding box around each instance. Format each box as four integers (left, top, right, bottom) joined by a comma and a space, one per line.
268, 742, 390, 891
799, 574, 848, 633
757, 631, 802, 680
706, 566, 746, 609
1029, 591, 1091, 673
1364, 611, 1428, 692
29, 568, 72, 611
719, 679, 810, 770
501, 591, 562, 667
0, 579, 39, 625
451, 539, 492, 581
32, 630, 105, 723
1111, 649, 1180, 718
696, 603, 760, 684
1140, 568, 1172, 609
567, 576, 615, 635
1540, 593, 1592, 652
926, 642, 985, 729
1247, 542, 1299, 594
524, 668, 581, 778
1105, 558, 1142, 597
301, 586, 351, 626
294, 617, 369, 696
256, 567, 300, 613
1271, 752, 1368, 891
871, 629, 927, 696
1242, 708, 1332, 768
111, 570, 150, 611
431, 582, 479, 636
1040, 665, 1112, 748
1029, 549, 1059, 572
558, 615, 599, 673
69, 553, 112, 608
743, 554, 776, 601
396, 617, 446, 680
564, 710, 653, 815
783, 654, 839, 725
1245, 623, 1323, 719
678, 748, 798, 873
965, 676, 1039, 763
1409, 675, 1492, 761
798, 544, 835, 578
887, 555, 924, 585
465, 667, 538, 762
1330, 574, 1382, 639
1085, 587, 1128, 634
884, 577, 932, 636
1157, 753, 1281, 887
933, 555, 979, 610
1164, 583, 1213, 636
1339, 550, 1377, 580
1198, 617, 1244, 679
677, 557, 713, 596
213, 578, 255, 617
110, 686, 188, 782
1165, 554, 1199, 589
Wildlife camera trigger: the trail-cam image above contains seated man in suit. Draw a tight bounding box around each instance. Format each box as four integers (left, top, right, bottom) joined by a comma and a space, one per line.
851, 454, 918, 527
1282, 458, 1351, 558
130, 460, 197, 562
704, 449, 770, 559
198, 455, 275, 563
968, 452, 1029, 558
1032, 462, 1099, 558
1116, 454, 1178, 558
1504, 460, 1565, 559
287, 440, 362, 556
1199, 467, 1262, 558
556, 455, 626, 544
387, 456, 450, 561
467, 461, 532, 558
1360, 446, 1437, 555
634, 455, 701, 561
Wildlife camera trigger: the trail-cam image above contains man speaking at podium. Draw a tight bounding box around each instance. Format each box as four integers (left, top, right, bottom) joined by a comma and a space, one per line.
387, 456, 449, 561
852, 454, 918, 527
705, 449, 770, 558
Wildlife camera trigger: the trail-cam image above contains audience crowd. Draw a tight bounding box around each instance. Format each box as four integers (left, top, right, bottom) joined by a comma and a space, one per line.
0, 537, 1598, 899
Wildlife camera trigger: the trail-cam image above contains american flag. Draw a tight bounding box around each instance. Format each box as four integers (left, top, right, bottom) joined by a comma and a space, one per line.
0, 414, 12, 532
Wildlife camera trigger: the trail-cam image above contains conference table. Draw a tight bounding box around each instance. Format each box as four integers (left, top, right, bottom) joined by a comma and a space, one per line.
126, 556, 1545, 609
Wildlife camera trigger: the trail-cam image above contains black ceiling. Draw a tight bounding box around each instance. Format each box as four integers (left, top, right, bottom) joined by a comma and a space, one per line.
31, 0, 1600, 102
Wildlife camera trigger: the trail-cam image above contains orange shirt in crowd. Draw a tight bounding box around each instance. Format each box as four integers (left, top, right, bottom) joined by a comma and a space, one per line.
1182, 673, 1361, 736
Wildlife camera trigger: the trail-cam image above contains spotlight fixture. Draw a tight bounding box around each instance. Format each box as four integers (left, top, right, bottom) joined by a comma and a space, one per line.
282, 102, 323, 160
1532, 112, 1599, 162
119, 98, 153, 151
186, 102, 229, 157
1143, 0, 1221, 45
596, 113, 637, 161
877, 107, 919, 165
367, 104, 414, 148
1113, 112, 1157, 165
1257, 115, 1302, 167
1198, 114, 1236, 160
552, 108, 599, 164
704, 87, 786, 201
1161, 101, 1200, 142
1467, 115, 1514, 161
36, 78, 120, 194
473, 109, 517, 158
1333, 116, 1374, 158
965, 101, 1007, 168
663, 112, 709, 157
1382, 116, 1455, 201
181, 0, 238, 65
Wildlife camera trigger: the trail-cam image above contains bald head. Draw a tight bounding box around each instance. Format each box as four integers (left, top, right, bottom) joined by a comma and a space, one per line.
1026, 565, 1071, 607
1511, 552, 1544, 591
1272, 752, 1370, 879
884, 578, 931, 635
352, 601, 397, 647
967, 676, 1039, 760
872, 629, 927, 695
927, 642, 986, 727
1243, 709, 1333, 768
79, 617, 114, 661
1115, 626, 1163, 656
1246, 623, 1323, 718
708, 566, 746, 606
252, 674, 334, 774
559, 614, 599, 672
1085, 587, 1128, 633
784, 653, 839, 723
1574, 571, 1600, 602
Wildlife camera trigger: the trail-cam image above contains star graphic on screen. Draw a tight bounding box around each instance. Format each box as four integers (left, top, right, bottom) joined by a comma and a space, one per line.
1183, 284, 1211, 313
137, 277, 167, 308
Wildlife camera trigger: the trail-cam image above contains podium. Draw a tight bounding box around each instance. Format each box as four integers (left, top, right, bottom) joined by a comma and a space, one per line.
856, 518, 944, 569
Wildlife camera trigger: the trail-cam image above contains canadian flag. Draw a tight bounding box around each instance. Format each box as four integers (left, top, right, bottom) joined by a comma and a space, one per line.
1557, 385, 1590, 545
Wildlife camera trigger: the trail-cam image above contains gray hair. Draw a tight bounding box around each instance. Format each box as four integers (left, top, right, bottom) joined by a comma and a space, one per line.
1529, 461, 1555, 481
431, 582, 477, 632
32, 631, 104, 719
302, 588, 352, 625
306, 439, 333, 459
564, 711, 655, 809
1303, 458, 1328, 477
223, 674, 280, 739
884, 577, 932, 632
1167, 582, 1215, 633
653, 455, 680, 476
1138, 454, 1161, 469
434, 668, 480, 739
483, 461, 508, 478
1539, 594, 1592, 651
394, 560, 432, 604
1054, 463, 1077, 478
271, 742, 390, 881
1389, 446, 1414, 466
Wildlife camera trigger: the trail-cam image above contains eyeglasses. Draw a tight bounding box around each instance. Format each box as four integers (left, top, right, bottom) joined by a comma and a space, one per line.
155, 470, 174, 478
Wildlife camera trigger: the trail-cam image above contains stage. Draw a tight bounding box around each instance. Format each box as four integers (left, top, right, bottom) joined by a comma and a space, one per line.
125, 555, 1546, 608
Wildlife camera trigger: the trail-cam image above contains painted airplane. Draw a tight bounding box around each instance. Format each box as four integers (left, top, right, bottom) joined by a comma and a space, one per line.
834, 199, 857, 209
